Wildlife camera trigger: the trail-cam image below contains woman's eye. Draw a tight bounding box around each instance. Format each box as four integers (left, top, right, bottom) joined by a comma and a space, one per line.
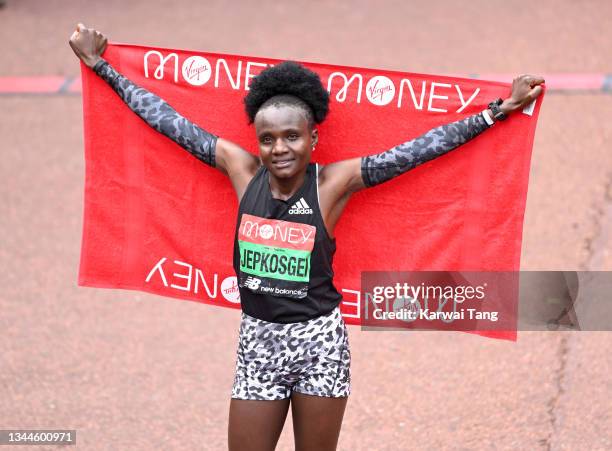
262, 137, 272, 144
288, 134, 298, 140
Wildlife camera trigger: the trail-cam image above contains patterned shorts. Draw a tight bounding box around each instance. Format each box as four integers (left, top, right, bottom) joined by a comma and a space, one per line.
231, 306, 351, 401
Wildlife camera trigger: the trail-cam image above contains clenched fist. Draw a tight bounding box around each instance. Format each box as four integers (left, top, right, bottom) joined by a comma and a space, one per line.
68, 23, 108, 68
500, 74, 546, 115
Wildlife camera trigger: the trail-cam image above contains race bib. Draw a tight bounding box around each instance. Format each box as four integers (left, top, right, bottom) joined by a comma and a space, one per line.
237, 214, 316, 299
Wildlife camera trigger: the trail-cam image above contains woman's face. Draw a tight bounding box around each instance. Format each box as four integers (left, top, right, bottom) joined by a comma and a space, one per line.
254, 104, 318, 180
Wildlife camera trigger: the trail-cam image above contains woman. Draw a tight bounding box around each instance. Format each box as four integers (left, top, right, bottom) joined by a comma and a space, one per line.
69, 24, 544, 451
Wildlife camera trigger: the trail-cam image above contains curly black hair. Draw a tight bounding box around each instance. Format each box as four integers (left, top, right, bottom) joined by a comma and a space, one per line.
243, 61, 330, 128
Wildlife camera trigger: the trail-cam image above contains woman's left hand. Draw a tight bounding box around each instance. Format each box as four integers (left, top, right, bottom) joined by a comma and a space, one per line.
500, 74, 545, 114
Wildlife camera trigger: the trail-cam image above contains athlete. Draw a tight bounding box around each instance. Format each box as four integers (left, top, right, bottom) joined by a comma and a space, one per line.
69, 23, 544, 451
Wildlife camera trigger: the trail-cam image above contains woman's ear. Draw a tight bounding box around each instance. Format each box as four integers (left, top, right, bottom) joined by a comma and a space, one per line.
311, 128, 319, 149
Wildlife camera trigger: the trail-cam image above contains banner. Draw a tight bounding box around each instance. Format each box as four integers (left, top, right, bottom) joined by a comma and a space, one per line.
78, 43, 545, 341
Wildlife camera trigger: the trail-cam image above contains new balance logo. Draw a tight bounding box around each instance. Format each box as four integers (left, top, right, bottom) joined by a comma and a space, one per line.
244, 276, 261, 290
289, 197, 313, 215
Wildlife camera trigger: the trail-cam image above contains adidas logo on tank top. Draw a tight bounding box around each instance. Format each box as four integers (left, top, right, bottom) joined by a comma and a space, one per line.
288, 197, 313, 215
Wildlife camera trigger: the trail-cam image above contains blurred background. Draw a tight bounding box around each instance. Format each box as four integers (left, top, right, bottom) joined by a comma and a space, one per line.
1, 0, 611, 449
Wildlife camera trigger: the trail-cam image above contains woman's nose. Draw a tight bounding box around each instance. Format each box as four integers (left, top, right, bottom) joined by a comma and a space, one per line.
272, 138, 288, 153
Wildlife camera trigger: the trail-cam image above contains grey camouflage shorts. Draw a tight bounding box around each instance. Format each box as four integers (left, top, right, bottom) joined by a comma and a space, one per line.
231, 306, 351, 400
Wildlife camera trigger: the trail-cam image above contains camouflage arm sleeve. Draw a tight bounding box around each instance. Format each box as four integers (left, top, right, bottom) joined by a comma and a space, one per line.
360, 113, 491, 187
92, 59, 217, 167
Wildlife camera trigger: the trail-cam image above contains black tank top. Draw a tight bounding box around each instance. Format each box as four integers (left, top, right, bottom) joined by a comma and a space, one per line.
233, 162, 343, 323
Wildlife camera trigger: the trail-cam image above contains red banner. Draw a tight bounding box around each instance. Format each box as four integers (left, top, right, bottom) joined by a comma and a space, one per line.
78, 43, 545, 341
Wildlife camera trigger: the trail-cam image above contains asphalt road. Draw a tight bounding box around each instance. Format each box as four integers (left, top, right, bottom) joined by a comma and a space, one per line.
1, 1, 611, 449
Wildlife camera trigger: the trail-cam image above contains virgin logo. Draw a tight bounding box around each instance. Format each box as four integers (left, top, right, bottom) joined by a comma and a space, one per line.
221, 276, 240, 303
259, 224, 273, 240
365, 76, 396, 106
181, 56, 212, 86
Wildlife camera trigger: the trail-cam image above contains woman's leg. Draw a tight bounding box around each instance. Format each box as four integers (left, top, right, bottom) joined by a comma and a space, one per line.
228, 398, 291, 451
291, 393, 348, 451
290, 306, 351, 450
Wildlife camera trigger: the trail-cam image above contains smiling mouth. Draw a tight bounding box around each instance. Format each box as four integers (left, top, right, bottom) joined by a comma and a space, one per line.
272, 159, 294, 168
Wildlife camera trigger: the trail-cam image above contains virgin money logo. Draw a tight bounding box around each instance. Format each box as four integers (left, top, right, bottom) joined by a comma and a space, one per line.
144, 51, 211, 86
181, 56, 212, 86
366, 76, 395, 106
142, 51, 482, 113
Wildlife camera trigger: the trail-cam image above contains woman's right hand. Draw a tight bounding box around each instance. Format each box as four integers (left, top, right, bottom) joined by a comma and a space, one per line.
68, 23, 108, 68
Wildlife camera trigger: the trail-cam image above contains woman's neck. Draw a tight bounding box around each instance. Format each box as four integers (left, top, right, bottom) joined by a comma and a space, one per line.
268, 167, 307, 201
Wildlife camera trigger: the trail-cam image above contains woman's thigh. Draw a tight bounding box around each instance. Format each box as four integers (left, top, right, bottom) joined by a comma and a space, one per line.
291, 392, 348, 451
228, 398, 291, 451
